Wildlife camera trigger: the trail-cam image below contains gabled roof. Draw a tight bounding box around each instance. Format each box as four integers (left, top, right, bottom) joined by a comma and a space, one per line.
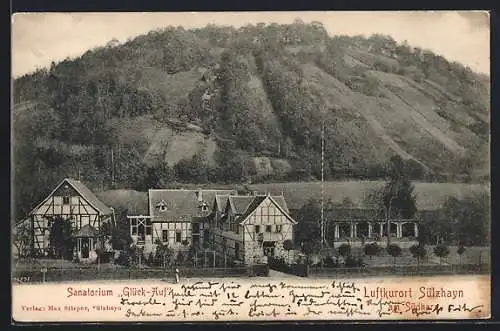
214, 194, 230, 212
29, 178, 113, 216
149, 189, 236, 222
237, 195, 267, 221
66, 179, 113, 215
227, 196, 255, 215
97, 189, 149, 215
232, 195, 297, 225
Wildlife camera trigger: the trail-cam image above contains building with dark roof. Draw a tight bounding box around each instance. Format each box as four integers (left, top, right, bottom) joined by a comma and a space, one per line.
24, 178, 114, 258
124, 188, 237, 253
209, 193, 297, 265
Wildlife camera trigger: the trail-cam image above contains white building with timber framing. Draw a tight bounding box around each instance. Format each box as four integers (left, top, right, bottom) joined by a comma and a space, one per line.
22, 178, 114, 259
209, 193, 297, 265
126, 189, 237, 254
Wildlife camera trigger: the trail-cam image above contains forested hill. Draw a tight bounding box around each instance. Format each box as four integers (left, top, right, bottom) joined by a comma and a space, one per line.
13, 21, 490, 219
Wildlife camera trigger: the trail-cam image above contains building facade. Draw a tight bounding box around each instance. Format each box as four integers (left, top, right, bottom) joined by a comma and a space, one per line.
23, 178, 114, 259
126, 189, 236, 254
209, 193, 297, 265
320, 208, 420, 248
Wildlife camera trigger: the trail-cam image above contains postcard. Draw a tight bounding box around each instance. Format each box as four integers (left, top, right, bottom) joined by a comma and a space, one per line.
11, 11, 491, 322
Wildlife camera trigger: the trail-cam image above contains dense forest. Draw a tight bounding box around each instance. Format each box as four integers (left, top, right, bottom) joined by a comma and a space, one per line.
13, 20, 490, 220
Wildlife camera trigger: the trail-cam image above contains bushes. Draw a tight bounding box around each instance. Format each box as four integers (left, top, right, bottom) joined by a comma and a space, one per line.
345, 256, 365, 268
434, 244, 450, 264
114, 250, 131, 267
95, 249, 114, 264
387, 244, 402, 267
409, 244, 426, 266
364, 243, 382, 260
338, 244, 351, 258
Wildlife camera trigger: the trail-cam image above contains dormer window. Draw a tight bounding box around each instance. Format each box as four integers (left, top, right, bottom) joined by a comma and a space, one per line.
199, 201, 209, 212
156, 200, 168, 212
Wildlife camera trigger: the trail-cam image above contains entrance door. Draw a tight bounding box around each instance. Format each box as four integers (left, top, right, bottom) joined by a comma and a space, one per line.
81, 239, 90, 258
263, 241, 276, 257
138, 223, 145, 243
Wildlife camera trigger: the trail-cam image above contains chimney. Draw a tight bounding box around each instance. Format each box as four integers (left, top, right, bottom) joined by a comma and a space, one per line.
197, 189, 203, 202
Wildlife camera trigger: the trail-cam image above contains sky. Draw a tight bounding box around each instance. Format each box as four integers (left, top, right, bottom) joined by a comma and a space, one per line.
11, 11, 490, 78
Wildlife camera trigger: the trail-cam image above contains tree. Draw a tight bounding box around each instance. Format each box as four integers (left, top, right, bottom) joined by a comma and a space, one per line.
174, 152, 209, 183
13, 221, 31, 259
295, 199, 321, 254
426, 193, 491, 246
433, 244, 450, 265
283, 239, 293, 262
372, 155, 417, 247
364, 243, 382, 260
48, 216, 73, 259
176, 251, 186, 266
387, 244, 402, 269
154, 238, 173, 268
129, 244, 144, 267
338, 244, 351, 258
457, 245, 466, 267
409, 243, 426, 268
111, 214, 133, 251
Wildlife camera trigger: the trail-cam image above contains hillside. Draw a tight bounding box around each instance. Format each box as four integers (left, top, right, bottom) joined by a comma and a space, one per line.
12, 21, 490, 219
96, 180, 489, 216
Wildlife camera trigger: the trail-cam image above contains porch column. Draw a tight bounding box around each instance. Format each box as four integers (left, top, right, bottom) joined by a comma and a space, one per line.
334, 224, 339, 239
414, 223, 419, 238
368, 222, 373, 238
379, 223, 383, 237
353, 223, 357, 238
395, 223, 400, 238
350, 223, 354, 238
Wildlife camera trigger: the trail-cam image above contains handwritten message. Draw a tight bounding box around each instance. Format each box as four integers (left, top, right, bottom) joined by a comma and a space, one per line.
12, 275, 490, 322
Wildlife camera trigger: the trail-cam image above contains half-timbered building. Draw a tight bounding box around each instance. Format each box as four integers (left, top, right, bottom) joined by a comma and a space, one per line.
210, 193, 297, 265
126, 189, 236, 254
26, 178, 114, 258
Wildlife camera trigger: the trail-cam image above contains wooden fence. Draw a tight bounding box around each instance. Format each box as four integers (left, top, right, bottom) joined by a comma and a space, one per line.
309, 263, 490, 278
12, 266, 250, 283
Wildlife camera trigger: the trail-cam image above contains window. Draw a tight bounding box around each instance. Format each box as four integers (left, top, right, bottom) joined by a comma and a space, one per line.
162, 230, 168, 242
201, 203, 209, 212
255, 225, 260, 233
145, 219, 152, 235
157, 200, 168, 212
175, 231, 181, 243
266, 225, 272, 233
131, 219, 138, 235
192, 223, 200, 234
63, 196, 70, 205
276, 225, 282, 233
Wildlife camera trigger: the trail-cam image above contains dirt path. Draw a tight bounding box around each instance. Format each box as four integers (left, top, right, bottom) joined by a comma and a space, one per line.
268, 269, 302, 279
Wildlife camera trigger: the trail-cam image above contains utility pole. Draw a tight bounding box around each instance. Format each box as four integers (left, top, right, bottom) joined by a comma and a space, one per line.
111, 147, 115, 186
321, 119, 325, 248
